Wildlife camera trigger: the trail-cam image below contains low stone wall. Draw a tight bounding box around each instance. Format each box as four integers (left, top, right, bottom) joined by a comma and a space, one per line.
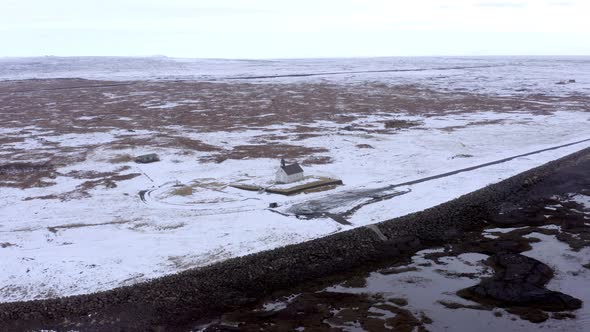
266, 178, 343, 195
1, 148, 589, 331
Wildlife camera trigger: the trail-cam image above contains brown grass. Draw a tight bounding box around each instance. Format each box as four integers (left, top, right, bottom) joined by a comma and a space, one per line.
302, 156, 333, 165
383, 119, 422, 129
77, 173, 141, 191
201, 144, 330, 164
173, 137, 221, 152
156, 222, 186, 231
1, 78, 588, 184
109, 154, 134, 164
47, 219, 129, 233
25, 173, 141, 201
171, 186, 193, 196
441, 119, 505, 132
0, 137, 24, 144
0, 163, 57, 189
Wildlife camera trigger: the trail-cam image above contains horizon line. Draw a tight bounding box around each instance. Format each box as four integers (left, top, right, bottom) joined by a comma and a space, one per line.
1, 54, 590, 61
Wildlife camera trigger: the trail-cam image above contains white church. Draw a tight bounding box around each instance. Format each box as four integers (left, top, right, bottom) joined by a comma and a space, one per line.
275, 159, 304, 184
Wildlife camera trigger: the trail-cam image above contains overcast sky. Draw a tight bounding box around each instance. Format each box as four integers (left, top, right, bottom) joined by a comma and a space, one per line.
2, 0, 589, 58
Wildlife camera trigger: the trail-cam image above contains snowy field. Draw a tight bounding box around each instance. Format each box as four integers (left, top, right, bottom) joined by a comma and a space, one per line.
1, 56, 589, 98
1, 57, 590, 302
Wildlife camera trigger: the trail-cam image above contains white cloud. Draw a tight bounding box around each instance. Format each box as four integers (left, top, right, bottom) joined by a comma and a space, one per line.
1, 0, 589, 57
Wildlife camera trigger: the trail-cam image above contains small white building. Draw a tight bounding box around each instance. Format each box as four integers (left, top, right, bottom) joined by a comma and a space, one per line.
275, 159, 304, 184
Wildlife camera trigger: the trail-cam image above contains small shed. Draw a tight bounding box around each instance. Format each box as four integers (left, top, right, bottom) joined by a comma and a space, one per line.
275, 159, 304, 184
135, 153, 160, 164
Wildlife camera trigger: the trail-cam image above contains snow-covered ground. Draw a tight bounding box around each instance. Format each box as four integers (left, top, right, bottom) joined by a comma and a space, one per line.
1, 56, 589, 96
1, 110, 589, 302
1, 57, 590, 302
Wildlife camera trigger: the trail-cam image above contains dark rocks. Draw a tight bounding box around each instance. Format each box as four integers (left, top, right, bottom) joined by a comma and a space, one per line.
556, 231, 590, 251
341, 275, 367, 288
379, 266, 418, 275
389, 298, 408, 306
389, 236, 421, 252
438, 301, 491, 311
460, 253, 582, 313
506, 307, 549, 323
555, 79, 576, 85
473, 238, 533, 254
552, 312, 576, 320
495, 253, 553, 285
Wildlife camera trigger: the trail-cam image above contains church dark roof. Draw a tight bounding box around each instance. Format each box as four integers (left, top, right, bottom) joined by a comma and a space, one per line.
281, 163, 303, 175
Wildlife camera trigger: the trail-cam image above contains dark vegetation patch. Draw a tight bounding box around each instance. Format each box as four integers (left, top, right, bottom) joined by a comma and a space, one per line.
440, 119, 505, 132
24, 173, 141, 201
47, 220, 129, 233
301, 155, 333, 165
450, 153, 473, 159
108, 154, 135, 163
0, 162, 54, 176
292, 133, 321, 140
78, 173, 141, 189
64, 167, 131, 179
0, 162, 57, 189
171, 137, 221, 152
200, 144, 330, 164
0, 136, 24, 144
383, 119, 422, 129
